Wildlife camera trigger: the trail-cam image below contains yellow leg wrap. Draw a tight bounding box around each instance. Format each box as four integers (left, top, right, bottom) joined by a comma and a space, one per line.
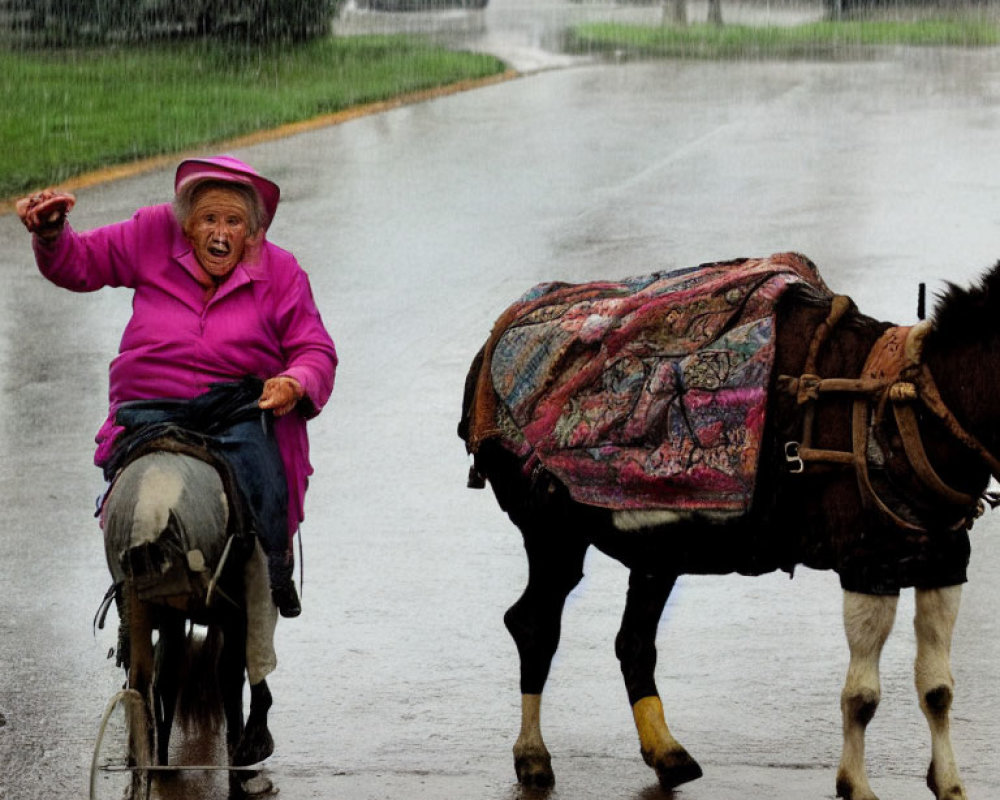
632, 695, 671, 753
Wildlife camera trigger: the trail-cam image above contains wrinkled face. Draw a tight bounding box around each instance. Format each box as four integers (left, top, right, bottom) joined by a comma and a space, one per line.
183, 187, 255, 280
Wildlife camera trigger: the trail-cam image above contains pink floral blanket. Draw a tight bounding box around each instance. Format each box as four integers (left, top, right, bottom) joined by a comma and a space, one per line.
483, 253, 830, 512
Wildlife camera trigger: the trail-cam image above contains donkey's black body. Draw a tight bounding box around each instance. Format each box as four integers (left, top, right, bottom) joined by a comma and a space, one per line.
461, 257, 1000, 799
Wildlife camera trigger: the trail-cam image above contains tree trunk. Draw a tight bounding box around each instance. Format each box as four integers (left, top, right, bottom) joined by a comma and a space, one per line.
662, 0, 687, 26
707, 0, 723, 25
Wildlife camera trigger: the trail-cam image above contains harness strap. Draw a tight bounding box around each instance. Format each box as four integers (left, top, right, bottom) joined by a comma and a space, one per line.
853, 323, 942, 530
786, 295, 858, 467
800, 294, 853, 399
850, 395, 926, 532
892, 402, 977, 506
783, 310, 993, 532
911, 363, 1000, 481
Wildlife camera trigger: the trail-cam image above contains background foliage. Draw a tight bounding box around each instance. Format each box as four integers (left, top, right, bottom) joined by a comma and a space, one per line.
5, 0, 342, 44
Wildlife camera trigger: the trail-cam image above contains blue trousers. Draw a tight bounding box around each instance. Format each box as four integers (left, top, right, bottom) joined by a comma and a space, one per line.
107, 378, 292, 583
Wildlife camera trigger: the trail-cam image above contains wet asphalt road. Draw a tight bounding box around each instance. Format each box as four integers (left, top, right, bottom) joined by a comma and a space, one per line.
5, 3, 1000, 799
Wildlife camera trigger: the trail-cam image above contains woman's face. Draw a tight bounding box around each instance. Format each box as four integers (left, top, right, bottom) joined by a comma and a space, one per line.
183, 187, 255, 280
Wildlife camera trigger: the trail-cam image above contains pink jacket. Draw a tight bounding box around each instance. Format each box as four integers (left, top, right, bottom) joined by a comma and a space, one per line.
33, 203, 338, 542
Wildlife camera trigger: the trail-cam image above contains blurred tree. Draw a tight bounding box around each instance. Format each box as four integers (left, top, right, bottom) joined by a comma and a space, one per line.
661, 0, 723, 26
5, 0, 342, 44
218, 0, 339, 42
662, 0, 687, 25
367, 0, 488, 8
825, 0, 943, 15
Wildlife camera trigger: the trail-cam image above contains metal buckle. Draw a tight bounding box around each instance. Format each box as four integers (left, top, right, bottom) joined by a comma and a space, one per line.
785, 441, 804, 474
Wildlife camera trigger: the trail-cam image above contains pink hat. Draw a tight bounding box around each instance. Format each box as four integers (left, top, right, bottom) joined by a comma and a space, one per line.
175, 155, 280, 230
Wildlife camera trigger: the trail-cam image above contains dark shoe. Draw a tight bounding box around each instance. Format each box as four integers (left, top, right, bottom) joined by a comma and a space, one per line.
271, 581, 301, 618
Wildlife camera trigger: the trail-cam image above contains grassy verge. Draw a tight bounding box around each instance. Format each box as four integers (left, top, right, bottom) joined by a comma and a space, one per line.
566, 19, 1000, 61
1, 35, 507, 199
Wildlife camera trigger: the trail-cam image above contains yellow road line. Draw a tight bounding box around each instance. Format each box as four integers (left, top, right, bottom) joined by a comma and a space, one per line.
0, 68, 519, 216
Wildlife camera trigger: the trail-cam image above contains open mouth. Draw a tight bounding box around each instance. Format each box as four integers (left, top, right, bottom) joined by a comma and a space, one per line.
208, 240, 231, 258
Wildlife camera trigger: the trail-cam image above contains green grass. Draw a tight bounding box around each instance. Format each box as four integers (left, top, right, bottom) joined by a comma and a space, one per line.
0, 36, 507, 199
567, 19, 1000, 61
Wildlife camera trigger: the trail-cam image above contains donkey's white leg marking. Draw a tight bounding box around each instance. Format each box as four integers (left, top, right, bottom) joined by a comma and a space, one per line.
131, 463, 185, 544
915, 586, 967, 800
245, 540, 279, 685
513, 693, 553, 786
836, 591, 898, 800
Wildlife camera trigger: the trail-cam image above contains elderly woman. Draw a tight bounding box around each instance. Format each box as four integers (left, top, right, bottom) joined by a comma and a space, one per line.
17, 155, 338, 619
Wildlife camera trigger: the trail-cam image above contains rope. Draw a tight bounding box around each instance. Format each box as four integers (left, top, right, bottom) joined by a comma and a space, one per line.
97, 762, 265, 773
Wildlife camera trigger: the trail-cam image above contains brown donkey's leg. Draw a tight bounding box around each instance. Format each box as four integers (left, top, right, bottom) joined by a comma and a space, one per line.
504, 527, 588, 788
617, 569, 702, 790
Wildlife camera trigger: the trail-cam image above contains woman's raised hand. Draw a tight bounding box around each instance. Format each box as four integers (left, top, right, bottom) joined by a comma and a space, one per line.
16, 190, 76, 241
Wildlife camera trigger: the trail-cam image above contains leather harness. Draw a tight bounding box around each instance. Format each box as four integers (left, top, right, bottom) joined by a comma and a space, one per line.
779, 297, 1000, 533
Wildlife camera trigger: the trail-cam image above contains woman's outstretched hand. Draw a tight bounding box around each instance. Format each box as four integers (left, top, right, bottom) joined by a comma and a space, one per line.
16, 190, 76, 241
259, 376, 304, 417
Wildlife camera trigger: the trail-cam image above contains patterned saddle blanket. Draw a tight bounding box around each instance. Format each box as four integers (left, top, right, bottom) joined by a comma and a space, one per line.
468, 253, 831, 513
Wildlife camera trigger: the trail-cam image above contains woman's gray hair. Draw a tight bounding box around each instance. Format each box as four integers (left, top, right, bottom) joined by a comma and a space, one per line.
173, 179, 266, 236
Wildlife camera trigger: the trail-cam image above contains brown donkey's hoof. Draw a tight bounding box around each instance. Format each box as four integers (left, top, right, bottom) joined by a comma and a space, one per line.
515, 753, 555, 789
653, 751, 703, 791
